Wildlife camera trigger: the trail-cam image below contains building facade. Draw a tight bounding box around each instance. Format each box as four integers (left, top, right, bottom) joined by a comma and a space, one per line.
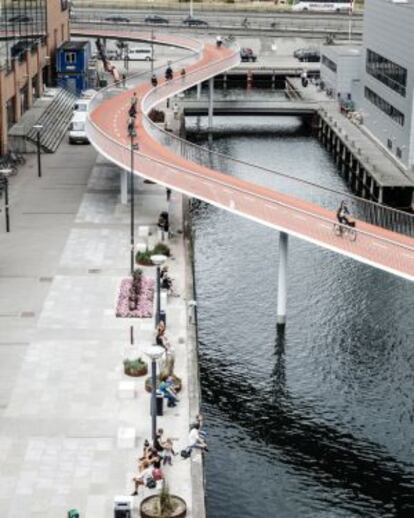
320, 45, 361, 99
56, 40, 91, 94
0, 0, 70, 154
359, 0, 414, 170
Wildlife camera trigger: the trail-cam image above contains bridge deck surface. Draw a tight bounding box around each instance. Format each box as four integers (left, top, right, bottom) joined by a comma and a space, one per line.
81, 29, 414, 281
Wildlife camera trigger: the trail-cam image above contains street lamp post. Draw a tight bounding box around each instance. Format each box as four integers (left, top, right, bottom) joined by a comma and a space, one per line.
150, 254, 167, 327
127, 116, 137, 275
151, 28, 155, 75
143, 345, 165, 446
33, 124, 43, 178
0, 169, 11, 232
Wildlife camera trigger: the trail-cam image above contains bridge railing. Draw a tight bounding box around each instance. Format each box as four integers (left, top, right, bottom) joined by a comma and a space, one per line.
86, 116, 414, 278
83, 28, 414, 248
141, 74, 414, 239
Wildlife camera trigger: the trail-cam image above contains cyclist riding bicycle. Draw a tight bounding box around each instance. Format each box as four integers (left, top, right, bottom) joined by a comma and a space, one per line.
336, 201, 355, 228
165, 65, 173, 81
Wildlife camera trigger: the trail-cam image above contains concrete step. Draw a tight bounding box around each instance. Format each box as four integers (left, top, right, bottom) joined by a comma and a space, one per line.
26, 88, 78, 153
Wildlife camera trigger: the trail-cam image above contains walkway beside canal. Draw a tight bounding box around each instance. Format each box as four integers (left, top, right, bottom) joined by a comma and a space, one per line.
289, 77, 414, 190
0, 140, 202, 517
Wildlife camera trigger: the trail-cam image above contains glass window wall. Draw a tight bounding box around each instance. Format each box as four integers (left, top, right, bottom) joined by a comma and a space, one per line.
0, 0, 47, 70
366, 49, 407, 97
364, 86, 405, 126
321, 55, 337, 73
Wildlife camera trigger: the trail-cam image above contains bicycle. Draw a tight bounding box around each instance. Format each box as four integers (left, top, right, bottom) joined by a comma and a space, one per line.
333, 222, 357, 242
0, 155, 17, 176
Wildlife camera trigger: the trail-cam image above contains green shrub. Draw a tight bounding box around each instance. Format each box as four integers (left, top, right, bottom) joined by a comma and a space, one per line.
152, 242, 171, 257
136, 249, 153, 265
136, 244, 171, 265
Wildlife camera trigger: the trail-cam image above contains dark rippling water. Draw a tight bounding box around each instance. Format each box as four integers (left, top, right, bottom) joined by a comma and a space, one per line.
186, 115, 414, 518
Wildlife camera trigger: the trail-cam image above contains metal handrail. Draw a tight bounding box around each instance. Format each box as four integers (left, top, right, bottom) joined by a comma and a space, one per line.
86, 119, 414, 278
83, 29, 414, 271
141, 73, 414, 238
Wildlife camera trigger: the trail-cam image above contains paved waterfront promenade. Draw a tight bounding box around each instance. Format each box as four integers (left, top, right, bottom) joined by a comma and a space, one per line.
0, 140, 201, 516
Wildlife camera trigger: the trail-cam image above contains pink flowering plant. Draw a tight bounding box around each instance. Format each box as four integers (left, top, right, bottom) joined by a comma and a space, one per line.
116, 269, 155, 318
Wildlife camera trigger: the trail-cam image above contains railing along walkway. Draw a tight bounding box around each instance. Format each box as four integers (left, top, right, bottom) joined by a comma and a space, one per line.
75, 27, 414, 282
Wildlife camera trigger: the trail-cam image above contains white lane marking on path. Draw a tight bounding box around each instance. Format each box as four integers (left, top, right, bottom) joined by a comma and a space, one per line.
318, 222, 332, 229
371, 242, 388, 249
292, 213, 307, 221
402, 253, 414, 259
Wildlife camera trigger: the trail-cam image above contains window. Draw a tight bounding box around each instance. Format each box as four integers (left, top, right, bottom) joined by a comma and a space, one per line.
366, 49, 407, 97
364, 87, 404, 126
321, 55, 337, 73
65, 52, 76, 64
396, 147, 402, 159
387, 139, 392, 150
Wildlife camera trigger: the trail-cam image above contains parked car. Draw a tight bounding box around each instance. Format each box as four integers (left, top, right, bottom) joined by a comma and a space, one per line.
9, 15, 32, 23
294, 48, 320, 62
104, 15, 130, 23
68, 112, 89, 144
182, 16, 208, 27
144, 15, 169, 24
240, 48, 257, 62
73, 99, 91, 113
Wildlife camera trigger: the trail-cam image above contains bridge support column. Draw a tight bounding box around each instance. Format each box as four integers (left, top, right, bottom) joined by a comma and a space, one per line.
208, 77, 214, 130
277, 231, 288, 327
120, 169, 128, 205
196, 82, 202, 100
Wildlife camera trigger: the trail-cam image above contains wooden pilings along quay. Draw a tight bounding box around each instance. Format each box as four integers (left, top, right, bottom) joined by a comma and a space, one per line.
316, 115, 413, 209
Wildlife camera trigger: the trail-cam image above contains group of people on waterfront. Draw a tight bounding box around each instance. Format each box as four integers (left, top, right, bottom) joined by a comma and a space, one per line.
131, 416, 208, 496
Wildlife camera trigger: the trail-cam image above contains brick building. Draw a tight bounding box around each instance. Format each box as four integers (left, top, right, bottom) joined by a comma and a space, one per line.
0, 0, 70, 154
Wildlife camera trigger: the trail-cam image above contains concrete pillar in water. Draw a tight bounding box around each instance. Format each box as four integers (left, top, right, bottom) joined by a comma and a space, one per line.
277, 231, 289, 327
208, 77, 214, 130
378, 186, 384, 204
120, 169, 128, 205
196, 82, 202, 100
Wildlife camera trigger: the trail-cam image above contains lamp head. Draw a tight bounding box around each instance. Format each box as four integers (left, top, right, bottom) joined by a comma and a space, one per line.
151, 254, 167, 266
143, 345, 165, 360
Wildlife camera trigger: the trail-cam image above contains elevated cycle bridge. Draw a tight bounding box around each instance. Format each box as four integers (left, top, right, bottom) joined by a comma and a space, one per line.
73, 27, 414, 292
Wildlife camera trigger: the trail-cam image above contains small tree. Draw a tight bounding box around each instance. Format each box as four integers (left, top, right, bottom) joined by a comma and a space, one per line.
159, 481, 174, 518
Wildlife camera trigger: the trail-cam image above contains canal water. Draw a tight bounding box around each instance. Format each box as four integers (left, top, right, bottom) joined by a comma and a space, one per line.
186, 115, 414, 518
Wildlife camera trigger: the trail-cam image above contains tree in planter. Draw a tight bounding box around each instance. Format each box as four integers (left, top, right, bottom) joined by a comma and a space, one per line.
159, 482, 174, 517
140, 480, 187, 518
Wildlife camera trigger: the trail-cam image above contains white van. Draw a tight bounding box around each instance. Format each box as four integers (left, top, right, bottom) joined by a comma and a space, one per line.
73, 98, 91, 113
69, 112, 89, 144
127, 47, 152, 61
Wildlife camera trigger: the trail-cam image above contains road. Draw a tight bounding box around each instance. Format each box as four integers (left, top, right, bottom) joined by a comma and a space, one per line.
72, 7, 363, 37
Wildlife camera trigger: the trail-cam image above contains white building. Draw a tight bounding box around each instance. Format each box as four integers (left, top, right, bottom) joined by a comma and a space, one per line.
358, 0, 414, 170
320, 45, 361, 100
